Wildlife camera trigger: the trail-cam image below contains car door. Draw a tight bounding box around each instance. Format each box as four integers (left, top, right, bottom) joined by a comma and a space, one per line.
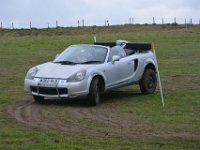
119, 56, 135, 81
105, 59, 125, 87
105, 46, 135, 88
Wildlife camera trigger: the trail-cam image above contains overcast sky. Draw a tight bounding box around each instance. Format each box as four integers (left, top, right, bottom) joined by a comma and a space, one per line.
0, 0, 199, 28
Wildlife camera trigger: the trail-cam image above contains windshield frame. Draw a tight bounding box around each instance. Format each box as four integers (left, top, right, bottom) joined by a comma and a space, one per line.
53, 45, 109, 65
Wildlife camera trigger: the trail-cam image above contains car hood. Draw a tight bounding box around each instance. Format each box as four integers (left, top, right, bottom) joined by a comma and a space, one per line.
35, 62, 94, 79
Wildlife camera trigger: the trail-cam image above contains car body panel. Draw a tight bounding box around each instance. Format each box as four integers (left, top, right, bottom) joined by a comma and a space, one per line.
24, 42, 156, 99
35, 62, 95, 79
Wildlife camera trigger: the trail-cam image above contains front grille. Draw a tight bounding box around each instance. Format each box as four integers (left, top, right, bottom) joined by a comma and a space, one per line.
30, 86, 68, 95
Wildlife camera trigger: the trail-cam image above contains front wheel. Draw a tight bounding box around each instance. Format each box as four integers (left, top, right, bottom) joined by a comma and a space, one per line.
88, 78, 100, 106
139, 69, 157, 94
33, 95, 44, 103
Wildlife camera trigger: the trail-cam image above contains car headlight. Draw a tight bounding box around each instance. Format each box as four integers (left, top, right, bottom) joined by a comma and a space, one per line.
25, 67, 38, 80
68, 70, 86, 82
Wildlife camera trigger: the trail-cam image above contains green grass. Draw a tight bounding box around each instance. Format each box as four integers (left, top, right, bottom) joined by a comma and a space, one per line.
0, 25, 200, 149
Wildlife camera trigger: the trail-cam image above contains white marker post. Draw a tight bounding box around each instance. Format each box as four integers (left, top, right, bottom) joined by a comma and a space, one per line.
93, 35, 97, 43
152, 43, 165, 107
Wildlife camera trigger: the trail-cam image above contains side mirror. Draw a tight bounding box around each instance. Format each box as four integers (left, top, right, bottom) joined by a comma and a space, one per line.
112, 55, 120, 64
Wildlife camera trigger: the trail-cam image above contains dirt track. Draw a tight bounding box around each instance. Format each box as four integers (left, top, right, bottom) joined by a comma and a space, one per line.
6, 90, 200, 139
6, 91, 157, 138
6, 74, 200, 138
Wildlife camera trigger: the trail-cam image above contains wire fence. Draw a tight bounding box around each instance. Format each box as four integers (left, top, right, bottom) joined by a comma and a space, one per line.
1, 17, 200, 29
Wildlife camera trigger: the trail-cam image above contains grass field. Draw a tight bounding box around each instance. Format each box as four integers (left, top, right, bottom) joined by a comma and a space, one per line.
0, 25, 200, 149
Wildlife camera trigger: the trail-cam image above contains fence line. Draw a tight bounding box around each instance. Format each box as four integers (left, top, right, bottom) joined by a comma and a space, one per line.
0, 17, 200, 29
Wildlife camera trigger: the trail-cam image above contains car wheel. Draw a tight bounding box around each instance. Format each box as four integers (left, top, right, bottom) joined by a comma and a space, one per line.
139, 68, 157, 94
88, 78, 100, 106
33, 95, 44, 103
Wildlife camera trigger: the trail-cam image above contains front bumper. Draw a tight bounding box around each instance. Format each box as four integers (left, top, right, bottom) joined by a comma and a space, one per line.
24, 78, 89, 98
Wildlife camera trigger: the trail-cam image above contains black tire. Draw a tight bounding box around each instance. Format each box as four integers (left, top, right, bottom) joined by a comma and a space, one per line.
139, 68, 157, 94
33, 95, 44, 103
88, 78, 100, 106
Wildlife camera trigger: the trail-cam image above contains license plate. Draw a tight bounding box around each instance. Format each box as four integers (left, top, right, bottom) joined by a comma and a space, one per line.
39, 78, 58, 87
33, 78, 66, 87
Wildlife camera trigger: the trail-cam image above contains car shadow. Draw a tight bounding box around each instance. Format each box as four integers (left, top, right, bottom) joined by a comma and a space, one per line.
100, 90, 142, 104
35, 89, 144, 107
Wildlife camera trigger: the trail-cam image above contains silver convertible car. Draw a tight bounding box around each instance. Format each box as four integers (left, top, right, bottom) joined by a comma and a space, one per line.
24, 40, 157, 105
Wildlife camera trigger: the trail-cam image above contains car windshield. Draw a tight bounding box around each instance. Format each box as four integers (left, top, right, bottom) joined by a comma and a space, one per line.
53, 45, 108, 64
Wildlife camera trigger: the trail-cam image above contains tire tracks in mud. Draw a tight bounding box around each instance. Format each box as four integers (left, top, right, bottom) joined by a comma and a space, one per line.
6, 99, 155, 138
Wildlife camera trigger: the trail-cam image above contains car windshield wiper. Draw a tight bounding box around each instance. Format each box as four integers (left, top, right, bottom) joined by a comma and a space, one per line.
80, 61, 103, 64
54, 61, 77, 65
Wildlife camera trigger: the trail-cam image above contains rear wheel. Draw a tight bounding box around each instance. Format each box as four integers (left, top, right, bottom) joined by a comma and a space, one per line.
139, 68, 157, 94
33, 95, 44, 103
88, 78, 100, 106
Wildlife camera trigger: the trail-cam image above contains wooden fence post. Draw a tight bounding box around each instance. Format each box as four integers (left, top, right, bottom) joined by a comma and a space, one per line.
185, 18, 188, 31
162, 18, 164, 25
153, 17, 155, 24
12, 22, 14, 29
190, 18, 192, 26
56, 20, 58, 28
132, 18, 134, 24
1, 22, 2, 29
82, 19, 84, 27
107, 20, 109, 27
174, 17, 176, 24
30, 21, 32, 29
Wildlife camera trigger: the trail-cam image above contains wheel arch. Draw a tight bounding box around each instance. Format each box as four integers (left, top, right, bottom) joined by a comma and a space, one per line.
145, 63, 156, 72
137, 58, 156, 82
88, 73, 106, 93
92, 75, 105, 93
